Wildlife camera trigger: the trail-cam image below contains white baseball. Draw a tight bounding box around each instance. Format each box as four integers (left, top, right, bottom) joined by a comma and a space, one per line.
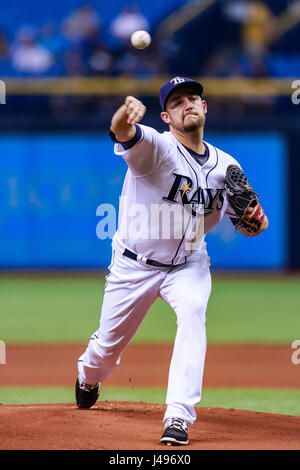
130, 30, 151, 49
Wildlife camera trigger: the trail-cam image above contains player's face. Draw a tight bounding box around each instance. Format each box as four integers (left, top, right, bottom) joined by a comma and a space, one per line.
161, 88, 207, 133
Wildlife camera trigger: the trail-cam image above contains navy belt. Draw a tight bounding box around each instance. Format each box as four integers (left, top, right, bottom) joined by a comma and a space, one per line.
123, 249, 172, 268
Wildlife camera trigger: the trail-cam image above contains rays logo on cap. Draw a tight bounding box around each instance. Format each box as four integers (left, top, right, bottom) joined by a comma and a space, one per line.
171, 77, 186, 85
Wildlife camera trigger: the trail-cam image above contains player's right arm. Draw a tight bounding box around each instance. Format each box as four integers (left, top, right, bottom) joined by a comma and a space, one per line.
110, 96, 171, 177
110, 96, 146, 142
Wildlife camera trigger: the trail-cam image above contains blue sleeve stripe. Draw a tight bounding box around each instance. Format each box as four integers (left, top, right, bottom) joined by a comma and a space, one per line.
109, 124, 142, 150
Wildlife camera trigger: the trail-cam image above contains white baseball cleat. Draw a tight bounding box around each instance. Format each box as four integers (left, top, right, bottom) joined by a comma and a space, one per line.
160, 418, 189, 445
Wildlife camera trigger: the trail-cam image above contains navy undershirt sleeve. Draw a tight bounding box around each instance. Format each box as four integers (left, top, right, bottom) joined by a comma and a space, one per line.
109, 124, 142, 150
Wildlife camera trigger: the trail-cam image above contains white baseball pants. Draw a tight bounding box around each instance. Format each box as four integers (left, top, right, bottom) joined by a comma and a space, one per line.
78, 245, 211, 425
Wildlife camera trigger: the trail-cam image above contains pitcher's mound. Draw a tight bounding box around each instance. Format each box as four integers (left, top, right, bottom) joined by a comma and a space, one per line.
1, 401, 300, 450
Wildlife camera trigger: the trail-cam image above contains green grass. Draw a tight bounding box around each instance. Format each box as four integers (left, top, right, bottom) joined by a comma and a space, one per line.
206, 276, 300, 344
1, 386, 300, 417
0, 275, 300, 344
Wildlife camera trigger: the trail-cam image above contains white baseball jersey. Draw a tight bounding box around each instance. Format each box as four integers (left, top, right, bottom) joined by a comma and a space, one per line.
112, 124, 240, 265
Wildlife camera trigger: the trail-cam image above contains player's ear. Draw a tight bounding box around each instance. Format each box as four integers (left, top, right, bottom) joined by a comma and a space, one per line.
202, 99, 208, 114
160, 111, 170, 124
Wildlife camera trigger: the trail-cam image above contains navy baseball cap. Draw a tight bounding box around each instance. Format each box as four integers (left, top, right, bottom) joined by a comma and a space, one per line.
160, 76, 204, 111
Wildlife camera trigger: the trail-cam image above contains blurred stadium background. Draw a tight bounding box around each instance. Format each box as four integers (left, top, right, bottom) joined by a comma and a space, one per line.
0, 0, 300, 414
0, 0, 299, 270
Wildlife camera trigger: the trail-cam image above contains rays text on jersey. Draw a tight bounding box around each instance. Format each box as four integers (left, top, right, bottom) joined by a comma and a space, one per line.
162, 172, 225, 213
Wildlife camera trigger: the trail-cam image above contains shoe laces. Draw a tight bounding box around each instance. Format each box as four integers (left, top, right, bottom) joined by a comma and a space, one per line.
165, 418, 188, 433
79, 380, 98, 392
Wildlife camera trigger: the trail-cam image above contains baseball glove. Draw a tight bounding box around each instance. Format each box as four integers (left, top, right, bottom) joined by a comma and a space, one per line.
225, 164, 265, 234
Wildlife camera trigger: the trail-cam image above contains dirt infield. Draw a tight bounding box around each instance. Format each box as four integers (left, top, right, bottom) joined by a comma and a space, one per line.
0, 343, 299, 388
1, 343, 300, 450
1, 402, 300, 450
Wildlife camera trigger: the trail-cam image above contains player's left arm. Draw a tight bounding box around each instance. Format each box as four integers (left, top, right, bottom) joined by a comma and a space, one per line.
225, 164, 269, 237
234, 206, 269, 237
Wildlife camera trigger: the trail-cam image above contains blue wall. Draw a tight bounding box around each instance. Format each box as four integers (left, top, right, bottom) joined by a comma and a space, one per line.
205, 133, 288, 269
0, 132, 287, 269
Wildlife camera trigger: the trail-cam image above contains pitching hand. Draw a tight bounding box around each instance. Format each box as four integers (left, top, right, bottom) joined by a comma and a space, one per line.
124, 96, 146, 125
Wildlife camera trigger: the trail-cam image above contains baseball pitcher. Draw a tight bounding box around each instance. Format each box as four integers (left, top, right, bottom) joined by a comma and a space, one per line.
75, 77, 269, 446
